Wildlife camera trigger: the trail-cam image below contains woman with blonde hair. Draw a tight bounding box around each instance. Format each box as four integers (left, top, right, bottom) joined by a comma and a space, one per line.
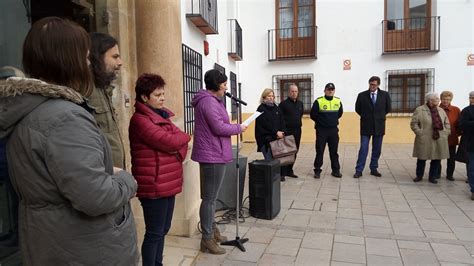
411, 92, 450, 183
438, 90, 461, 180
255, 88, 287, 180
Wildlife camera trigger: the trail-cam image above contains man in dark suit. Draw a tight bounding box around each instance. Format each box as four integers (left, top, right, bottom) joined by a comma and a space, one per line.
279, 84, 304, 178
354, 76, 391, 178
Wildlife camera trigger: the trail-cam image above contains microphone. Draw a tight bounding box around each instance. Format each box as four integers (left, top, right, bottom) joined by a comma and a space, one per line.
225, 92, 247, 106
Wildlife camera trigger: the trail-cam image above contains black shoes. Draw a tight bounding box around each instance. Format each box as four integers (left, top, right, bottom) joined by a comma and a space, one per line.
428, 178, 438, 184
313, 171, 321, 179
370, 170, 382, 177
281, 176, 286, 182
413, 176, 422, 182
353, 172, 362, 178
331, 171, 342, 178
287, 173, 299, 178
446, 176, 455, 181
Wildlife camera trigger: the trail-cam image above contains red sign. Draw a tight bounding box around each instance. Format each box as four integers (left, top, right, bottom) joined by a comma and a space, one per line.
468, 54, 474, 66
343, 59, 351, 70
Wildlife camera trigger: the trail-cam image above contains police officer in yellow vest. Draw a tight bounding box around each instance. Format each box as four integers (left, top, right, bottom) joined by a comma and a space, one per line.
310, 83, 343, 178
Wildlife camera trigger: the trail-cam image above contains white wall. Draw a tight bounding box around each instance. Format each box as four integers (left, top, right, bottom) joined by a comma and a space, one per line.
238, 0, 474, 112
181, 0, 240, 92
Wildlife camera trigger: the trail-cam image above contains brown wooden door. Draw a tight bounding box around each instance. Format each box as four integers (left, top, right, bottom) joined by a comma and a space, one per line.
276, 0, 315, 59
385, 0, 431, 52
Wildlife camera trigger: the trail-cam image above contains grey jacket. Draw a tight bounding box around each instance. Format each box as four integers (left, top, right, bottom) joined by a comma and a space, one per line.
0, 78, 139, 265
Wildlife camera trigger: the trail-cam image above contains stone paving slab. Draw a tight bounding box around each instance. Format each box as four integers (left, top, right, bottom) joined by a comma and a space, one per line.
156, 143, 473, 265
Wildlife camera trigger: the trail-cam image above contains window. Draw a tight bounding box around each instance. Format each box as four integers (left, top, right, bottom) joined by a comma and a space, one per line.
272, 0, 316, 60
273, 73, 314, 114
229, 71, 238, 121
182, 44, 203, 135
385, 68, 434, 115
186, 0, 218, 34
383, 0, 439, 53
386, 0, 430, 30
213, 63, 226, 108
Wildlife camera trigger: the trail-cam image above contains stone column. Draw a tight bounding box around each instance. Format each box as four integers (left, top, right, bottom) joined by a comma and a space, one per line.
134, 0, 201, 237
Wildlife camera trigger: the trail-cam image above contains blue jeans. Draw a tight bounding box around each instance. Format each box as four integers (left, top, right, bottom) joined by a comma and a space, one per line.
199, 163, 226, 240
468, 152, 474, 193
140, 197, 175, 266
355, 135, 383, 173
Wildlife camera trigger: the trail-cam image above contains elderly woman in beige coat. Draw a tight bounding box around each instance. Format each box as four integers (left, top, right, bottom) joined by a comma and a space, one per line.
411, 92, 451, 184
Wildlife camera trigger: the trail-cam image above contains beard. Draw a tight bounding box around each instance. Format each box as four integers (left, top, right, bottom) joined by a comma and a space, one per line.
105, 70, 119, 83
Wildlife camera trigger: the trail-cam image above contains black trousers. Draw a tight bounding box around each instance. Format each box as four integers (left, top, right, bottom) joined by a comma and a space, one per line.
438, 145, 456, 178
313, 127, 340, 173
282, 127, 301, 175
416, 159, 440, 180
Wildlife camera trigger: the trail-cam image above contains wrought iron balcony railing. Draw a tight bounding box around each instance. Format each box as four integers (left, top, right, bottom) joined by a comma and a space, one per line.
186, 0, 218, 34
228, 19, 243, 61
268, 26, 317, 61
382, 16, 440, 54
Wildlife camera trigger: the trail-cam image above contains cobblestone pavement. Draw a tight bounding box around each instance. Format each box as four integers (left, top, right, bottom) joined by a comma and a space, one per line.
163, 143, 474, 266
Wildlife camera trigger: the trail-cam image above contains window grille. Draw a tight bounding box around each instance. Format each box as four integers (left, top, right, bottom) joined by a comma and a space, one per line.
272, 73, 314, 114
229, 71, 238, 120
214, 63, 226, 108
385, 68, 435, 116
182, 44, 203, 134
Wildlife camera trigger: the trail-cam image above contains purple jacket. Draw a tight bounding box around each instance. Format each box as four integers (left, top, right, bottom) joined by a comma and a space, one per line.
191, 89, 242, 163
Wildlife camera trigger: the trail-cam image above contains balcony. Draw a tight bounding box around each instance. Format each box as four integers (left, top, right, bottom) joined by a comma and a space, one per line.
382, 16, 440, 54
228, 19, 243, 61
186, 0, 218, 34
268, 26, 317, 61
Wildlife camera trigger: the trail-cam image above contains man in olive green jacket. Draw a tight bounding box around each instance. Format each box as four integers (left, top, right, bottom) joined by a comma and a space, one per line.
89, 32, 126, 169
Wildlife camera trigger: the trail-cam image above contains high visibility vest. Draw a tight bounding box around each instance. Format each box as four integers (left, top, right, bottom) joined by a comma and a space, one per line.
317, 96, 341, 112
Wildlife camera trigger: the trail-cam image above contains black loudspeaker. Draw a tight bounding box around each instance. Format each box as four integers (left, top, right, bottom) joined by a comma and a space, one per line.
216, 156, 247, 211
248, 160, 281, 220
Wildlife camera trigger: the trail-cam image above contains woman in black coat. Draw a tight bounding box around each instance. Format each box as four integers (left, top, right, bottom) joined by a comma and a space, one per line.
255, 88, 288, 180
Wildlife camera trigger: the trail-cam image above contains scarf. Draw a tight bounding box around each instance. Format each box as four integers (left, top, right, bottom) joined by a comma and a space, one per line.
263, 101, 275, 107
148, 105, 170, 119
440, 103, 450, 114
428, 104, 443, 140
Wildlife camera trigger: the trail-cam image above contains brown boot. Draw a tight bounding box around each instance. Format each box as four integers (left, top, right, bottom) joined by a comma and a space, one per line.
213, 224, 228, 243
200, 238, 226, 254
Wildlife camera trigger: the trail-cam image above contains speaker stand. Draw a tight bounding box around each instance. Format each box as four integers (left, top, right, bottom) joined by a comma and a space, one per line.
221, 98, 248, 251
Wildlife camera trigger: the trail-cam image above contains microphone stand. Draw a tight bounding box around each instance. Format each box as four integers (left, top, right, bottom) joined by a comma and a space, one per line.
221, 98, 248, 252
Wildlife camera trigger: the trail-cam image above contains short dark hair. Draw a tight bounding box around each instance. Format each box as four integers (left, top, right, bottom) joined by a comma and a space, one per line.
135, 73, 166, 103
368, 76, 381, 85
89, 32, 119, 88
22, 17, 93, 96
204, 69, 227, 92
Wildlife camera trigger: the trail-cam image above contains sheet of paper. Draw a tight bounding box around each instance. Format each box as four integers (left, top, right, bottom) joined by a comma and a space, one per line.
242, 111, 262, 127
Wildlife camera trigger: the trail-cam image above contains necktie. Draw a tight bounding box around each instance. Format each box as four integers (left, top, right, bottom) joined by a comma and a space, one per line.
371, 93, 376, 105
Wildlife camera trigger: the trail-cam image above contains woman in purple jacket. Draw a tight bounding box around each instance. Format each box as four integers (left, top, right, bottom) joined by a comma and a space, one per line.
191, 69, 247, 254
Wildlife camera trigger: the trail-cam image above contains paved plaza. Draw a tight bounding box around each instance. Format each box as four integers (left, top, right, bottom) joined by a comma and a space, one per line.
163, 143, 474, 265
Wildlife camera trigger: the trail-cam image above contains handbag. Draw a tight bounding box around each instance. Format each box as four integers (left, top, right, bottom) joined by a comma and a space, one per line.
455, 135, 469, 163
269, 135, 298, 166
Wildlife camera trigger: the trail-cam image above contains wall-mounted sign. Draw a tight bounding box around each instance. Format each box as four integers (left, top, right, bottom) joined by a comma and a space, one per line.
343, 59, 351, 70
468, 54, 474, 66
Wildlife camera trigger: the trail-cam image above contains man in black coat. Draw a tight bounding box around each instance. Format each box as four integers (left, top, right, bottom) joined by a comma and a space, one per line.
354, 76, 391, 178
279, 84, 304, 178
